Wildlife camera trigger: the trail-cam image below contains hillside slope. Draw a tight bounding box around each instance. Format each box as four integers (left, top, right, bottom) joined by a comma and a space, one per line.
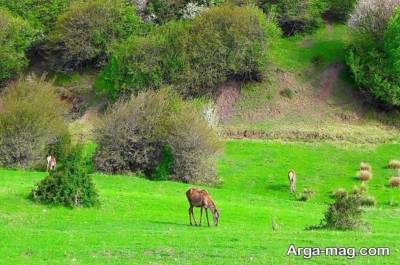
219, 24, 400, 143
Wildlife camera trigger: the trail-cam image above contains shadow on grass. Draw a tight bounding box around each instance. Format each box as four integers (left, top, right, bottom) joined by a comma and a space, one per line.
266, 183, 288, 192
148, 220, 195, 227
149, 220, 219, 228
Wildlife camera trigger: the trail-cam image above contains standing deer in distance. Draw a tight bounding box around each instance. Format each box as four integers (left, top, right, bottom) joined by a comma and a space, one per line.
46, 155, 56, 171
288, 170, 296, 193
186, 188, 220, 227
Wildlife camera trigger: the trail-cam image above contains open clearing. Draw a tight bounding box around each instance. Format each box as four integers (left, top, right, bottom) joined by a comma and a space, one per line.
1, 141, 400, 264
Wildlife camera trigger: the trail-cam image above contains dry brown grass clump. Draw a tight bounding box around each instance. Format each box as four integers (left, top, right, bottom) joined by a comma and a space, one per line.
360, 195, 376, 207
296, 188, 315, 201
388, 160, 400, 169
389, 177, 400, 188
358, 170, 372, 182
359, 162, 371, 171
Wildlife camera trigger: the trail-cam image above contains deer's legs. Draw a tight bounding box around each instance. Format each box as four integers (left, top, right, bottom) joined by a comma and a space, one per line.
188, 206, 195, 226
192, 206, 198, 226
205, 208, 210, 227
199, 207, 204, 226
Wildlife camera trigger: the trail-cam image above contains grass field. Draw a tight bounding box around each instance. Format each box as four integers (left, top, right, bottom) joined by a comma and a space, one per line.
1, 140, 400, 264
270, 23, 349, 71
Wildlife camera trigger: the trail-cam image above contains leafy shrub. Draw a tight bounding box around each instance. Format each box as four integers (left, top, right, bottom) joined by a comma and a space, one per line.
389, 176, 400, 187
0, 8, 38, 86
347, 3, 400, 107
93, 88, 222, 184
178, 5, 279, 96
46, 0, 141, 72
262, 0, 327, 35
31, 145, 99, 207
384, 12, 400, 77
324, 0, 356, 22
95, 5, 279, 99
322, 189, 365, 230
296, 188, 315, 201
0, 76, 70, 169
0, 0, 71, 35
388, 159, 400, 169
94, 21, 188, 100
358, 170, 372, 182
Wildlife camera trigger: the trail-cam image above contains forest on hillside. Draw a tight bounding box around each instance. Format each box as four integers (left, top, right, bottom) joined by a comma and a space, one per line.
2, 0, 400, 182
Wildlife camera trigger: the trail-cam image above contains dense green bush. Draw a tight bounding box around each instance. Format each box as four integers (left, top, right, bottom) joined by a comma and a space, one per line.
347, 7, 400, 107
178, 5, 279, 96
323, 0, 356, 22
384, 11, 400, 76
0, 76, 70, 168
95, 5, 279, 99
31, 145, 99, 207
0, 8, 38, 86
93, 88, 222, 184
94, 21, 188, 99
261, 0, 326, 35
0, 0, 71, 35
322, 189, 365, 230
46, 0, 141, 72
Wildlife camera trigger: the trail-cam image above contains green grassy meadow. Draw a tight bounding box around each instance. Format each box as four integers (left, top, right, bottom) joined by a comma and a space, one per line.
1, 140, 400, 264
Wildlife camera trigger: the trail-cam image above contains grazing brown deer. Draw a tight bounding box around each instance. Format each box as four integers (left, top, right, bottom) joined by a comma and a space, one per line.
186, 188, 219, 227
46, 155, 56, 171
288, 170, 296, 193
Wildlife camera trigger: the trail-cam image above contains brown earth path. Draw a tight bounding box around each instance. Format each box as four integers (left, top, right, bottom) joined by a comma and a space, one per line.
319, 63, 343, 101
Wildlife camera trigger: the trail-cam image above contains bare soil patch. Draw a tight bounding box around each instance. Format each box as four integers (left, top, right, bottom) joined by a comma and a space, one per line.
216, 81, 241, 122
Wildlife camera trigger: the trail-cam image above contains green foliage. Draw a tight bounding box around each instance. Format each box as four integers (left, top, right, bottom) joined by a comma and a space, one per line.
347, 10, 400, 107
0, 8, 38, 86
94, 21, 188, 99
384, 11, 400, 77
324, 0, 356, 22
322, 189, 365, 230
262, 0, 327, 35
151, 145, 174, 180
31, 145, 99, 207
95, 5, 279, 99
93, 88, 222, 184
46, 0, 141, 72
0, 0, 71, 35
0, 76, 69, 169
178, 5, 279, 96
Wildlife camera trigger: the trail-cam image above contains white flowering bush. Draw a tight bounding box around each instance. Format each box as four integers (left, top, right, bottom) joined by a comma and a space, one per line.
181, 2, 206, 19
202, 103, 219, 129
348, 0, 400, 38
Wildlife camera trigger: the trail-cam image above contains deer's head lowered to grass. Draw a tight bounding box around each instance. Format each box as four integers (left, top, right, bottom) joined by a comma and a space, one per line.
186, 188, 219, 226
